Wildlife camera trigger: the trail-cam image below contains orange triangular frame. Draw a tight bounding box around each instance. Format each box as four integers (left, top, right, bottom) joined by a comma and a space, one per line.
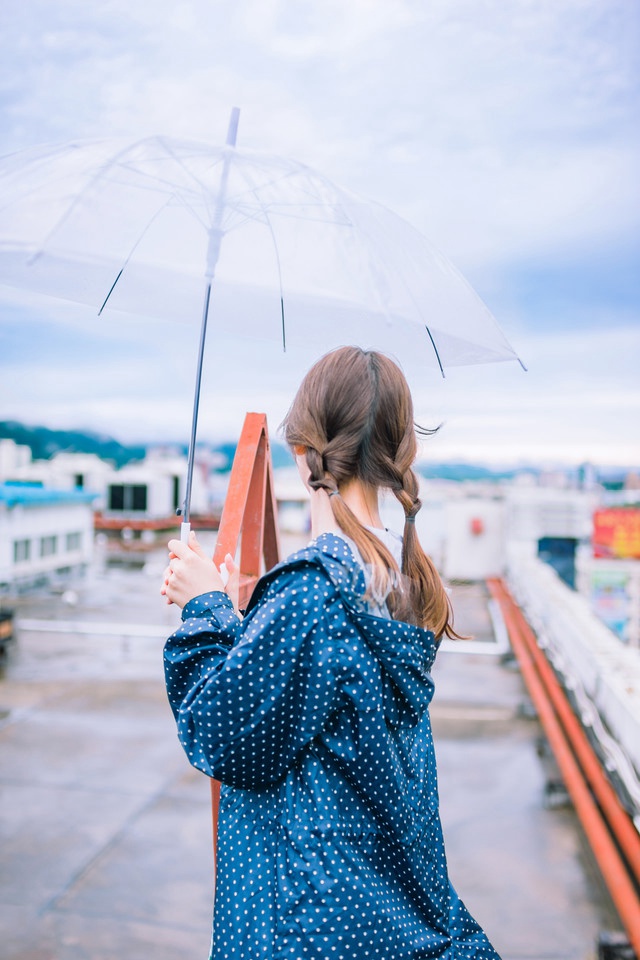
210, 412, 281, 880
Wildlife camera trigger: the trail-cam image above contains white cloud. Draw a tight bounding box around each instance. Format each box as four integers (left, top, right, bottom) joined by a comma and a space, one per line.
0, 0, 637, 466
410, 324, 640, 465
2, 279, 637, 466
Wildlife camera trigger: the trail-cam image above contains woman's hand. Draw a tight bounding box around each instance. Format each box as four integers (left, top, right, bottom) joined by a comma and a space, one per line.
161, 531, 239, 611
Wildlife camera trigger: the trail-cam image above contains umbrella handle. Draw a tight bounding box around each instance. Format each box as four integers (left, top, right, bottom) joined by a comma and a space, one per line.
180, 521, 191, 543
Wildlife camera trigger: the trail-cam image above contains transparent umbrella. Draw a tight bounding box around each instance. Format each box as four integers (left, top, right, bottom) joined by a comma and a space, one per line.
0, 109, 523, 537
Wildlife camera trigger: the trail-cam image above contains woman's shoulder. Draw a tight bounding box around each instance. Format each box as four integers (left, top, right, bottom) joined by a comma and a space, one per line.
245, 533, 365, 614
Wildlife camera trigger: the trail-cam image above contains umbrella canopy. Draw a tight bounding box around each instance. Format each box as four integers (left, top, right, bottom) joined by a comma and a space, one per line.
0, 111, 523, 534
0, 122, 520, 369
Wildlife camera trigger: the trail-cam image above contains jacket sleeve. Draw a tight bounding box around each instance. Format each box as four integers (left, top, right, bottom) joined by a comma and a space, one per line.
163, 563, 341, 789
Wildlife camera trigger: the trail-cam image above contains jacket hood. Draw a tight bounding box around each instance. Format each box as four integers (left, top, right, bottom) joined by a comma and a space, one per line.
251, 533, 438, 726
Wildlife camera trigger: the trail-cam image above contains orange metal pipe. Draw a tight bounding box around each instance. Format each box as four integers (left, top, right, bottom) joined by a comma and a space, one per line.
488, 579, 640, 884
487, 579, 640, 954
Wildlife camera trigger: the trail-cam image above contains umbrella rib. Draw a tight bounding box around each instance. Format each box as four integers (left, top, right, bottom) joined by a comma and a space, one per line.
97, 196, 176, 314
219, 160, 354, 228
104, 166, 210, 224
224, 157, 290, 350
260, 214, 287, 351
336, 198, 449, 371
26, 137, 168, 262
367, 202, 524, 366
348, 198, 507, 372
156, 136, 226, 220
123, 136, 224, 201
98, 268, 124, 315
424, 326, 445, 378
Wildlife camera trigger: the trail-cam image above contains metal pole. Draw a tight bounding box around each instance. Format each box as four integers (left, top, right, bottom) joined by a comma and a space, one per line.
180, 108, 240, 542
180, 281, 212, 542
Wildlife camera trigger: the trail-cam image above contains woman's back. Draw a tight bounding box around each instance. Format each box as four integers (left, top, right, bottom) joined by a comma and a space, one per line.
163, 346, 501, 958
165, 532, 500, 958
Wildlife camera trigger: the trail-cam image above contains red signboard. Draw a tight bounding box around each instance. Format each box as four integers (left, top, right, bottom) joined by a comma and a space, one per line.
593, 508, 640, 559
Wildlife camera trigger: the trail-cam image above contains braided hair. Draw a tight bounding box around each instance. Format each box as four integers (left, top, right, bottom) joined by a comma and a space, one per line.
281, 346, 459, 639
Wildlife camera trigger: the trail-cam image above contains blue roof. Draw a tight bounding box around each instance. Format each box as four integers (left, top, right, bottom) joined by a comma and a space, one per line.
0, 483, 98, 507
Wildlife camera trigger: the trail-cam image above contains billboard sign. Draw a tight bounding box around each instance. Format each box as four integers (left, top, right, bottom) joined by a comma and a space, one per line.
593, 508, 640, 559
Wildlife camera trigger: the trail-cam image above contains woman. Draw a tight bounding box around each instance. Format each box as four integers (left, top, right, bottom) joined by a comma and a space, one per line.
162, 346, 501, 959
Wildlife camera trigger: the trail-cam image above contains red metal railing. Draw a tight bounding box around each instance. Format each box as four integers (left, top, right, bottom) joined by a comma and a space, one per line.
487, 577, 640, 954
209, 413, 281, 878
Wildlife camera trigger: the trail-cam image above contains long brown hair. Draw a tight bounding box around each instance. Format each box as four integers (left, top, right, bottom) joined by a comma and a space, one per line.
282, 346, 459, 639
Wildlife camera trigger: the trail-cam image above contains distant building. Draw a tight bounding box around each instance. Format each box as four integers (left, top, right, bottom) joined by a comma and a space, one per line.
0, 440, 113, 497
0, 483, 96, 591
273, 467, 310, 534
0, 438, 33, 477
0, 440, 214, 536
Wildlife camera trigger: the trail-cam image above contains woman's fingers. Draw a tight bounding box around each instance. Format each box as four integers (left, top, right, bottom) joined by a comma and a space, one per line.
188, 530, 208, 558
162, 531, 226, 609
224, 553, 241, 614
167, 538, 189, 558
161, 534, 243, 611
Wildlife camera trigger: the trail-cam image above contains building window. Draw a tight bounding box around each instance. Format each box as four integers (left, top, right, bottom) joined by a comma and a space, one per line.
40, 535, 58, 557
74, 474, 84, 488
131, 485, 147, 511
66, 531, 83, 551
13, 539, 31, 563
108, 484, 148, 512
109, 484, 125, 510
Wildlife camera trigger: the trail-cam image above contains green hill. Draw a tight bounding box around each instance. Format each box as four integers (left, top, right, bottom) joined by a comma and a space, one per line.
0, 421, 146, 469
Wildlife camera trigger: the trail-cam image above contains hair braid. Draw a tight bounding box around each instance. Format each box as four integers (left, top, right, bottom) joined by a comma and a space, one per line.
282, 346, 461, 639
305, 446, 337, 495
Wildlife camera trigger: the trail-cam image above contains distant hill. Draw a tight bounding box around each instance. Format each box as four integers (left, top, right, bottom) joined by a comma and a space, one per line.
0, 421, 296, 473
0, 421, 146, 469
3, 421, 633, 487
417, 462, 521, 482
206, 439, 294, 472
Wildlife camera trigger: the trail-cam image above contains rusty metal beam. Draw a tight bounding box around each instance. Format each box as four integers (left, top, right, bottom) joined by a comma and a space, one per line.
208, 412, 282, 882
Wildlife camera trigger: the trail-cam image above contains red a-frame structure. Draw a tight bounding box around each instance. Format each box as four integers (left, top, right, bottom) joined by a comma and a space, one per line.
209, 412, 281, 876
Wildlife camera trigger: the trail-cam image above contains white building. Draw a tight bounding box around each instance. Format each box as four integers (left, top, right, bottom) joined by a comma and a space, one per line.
1, 440, 113, 499
0, 439, 31, 475
0, 483, 96, 591
413, 480, 599, 582
0, 439, 211, 522
273, 466, 309, 534
113, 449, 210, 520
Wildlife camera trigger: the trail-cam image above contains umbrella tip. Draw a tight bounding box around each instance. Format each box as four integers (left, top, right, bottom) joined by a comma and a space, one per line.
226, 108, 240, 147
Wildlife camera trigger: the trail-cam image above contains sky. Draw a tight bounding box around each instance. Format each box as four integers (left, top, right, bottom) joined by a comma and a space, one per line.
0, 0, 638, 467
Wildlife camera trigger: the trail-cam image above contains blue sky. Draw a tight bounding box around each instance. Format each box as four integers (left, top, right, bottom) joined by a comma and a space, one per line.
0, 0, 638, 466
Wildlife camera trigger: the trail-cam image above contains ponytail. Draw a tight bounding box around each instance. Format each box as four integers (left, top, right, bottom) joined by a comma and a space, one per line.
401, 509, 460, 639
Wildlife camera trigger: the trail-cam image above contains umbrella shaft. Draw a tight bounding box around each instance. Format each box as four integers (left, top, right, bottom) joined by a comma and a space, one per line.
183, 281, 212, 527
184, 113, 240, 530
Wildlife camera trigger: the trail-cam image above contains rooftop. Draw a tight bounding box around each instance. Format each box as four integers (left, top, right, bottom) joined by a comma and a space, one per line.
0, 536, 622, 959
0, 482, 98, 507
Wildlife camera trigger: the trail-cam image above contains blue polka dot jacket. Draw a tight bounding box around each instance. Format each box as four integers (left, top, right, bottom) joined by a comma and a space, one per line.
164, 533, 501, 959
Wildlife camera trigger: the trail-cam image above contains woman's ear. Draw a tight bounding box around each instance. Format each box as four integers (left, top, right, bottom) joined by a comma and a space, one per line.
293, 444, 306, 456
294, 450, 312, 491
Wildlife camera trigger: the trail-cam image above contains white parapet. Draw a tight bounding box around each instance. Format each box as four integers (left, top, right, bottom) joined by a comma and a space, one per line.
506, 541, 640, 802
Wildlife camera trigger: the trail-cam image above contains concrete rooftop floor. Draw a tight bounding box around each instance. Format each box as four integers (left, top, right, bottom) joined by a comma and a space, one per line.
0, 539, 622, 959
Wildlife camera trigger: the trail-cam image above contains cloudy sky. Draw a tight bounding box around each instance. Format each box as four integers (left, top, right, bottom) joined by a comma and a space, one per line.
0, 0, 638, 466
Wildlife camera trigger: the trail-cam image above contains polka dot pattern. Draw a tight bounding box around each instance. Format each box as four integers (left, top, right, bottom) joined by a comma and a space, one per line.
164, 533, 501, 959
